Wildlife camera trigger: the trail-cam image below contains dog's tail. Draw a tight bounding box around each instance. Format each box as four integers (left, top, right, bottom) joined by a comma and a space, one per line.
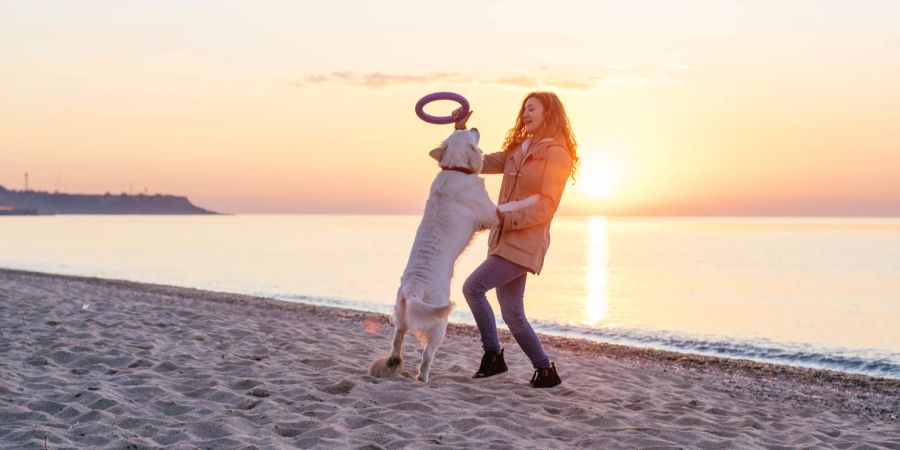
405, 297, 454, 331
398, 287, 454, 332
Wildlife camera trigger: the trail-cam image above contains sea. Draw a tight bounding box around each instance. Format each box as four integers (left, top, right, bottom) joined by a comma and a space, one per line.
1, 215, 898, 379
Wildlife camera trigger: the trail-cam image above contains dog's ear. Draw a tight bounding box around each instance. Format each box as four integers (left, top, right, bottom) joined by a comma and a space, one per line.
429, 141, 447, 162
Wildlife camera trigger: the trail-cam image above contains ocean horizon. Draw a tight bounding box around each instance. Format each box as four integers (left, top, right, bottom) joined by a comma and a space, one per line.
2, 214, 898, 379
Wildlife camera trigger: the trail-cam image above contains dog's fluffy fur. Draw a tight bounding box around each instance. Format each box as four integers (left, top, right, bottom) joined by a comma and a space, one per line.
369, 129, 538, 382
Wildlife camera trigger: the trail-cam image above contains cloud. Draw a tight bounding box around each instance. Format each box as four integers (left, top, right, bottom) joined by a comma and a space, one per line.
294, 68, 685, 92
295, 71, 603, 92
545, 79, 593, 91
360, 72, 471, 87
495, 75, 539, 88
664, 60, 694, 71
293, 73, 337, 87
294, 71, 470, 88
306, 74, 330, 83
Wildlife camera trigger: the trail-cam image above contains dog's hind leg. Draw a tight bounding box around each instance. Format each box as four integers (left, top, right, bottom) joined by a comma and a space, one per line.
368, 324, 407, 378
369, 287, 409, 379
389, 324, 407, 365
389, 289, 410, 366
416, 320, 447, 382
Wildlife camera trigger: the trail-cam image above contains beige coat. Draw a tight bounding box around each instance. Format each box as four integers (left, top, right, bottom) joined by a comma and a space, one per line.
431, 137, 572, 274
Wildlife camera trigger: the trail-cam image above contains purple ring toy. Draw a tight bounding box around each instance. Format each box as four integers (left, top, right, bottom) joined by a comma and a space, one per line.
415, 92, 470, 125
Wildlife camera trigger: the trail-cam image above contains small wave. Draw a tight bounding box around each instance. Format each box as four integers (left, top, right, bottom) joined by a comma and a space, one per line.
269, 293, 396, 316
274, 294, 900, 379
528, 319, 900, 379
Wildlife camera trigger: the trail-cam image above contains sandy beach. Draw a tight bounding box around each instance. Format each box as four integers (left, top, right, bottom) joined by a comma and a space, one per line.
1, 268, 897, 449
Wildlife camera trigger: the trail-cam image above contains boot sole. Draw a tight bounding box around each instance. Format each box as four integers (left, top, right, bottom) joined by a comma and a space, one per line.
472, 370, 509, 381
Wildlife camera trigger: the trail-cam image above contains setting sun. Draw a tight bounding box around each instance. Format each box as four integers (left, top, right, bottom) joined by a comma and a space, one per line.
578, 164, 618, 198
573, 146, 624, 200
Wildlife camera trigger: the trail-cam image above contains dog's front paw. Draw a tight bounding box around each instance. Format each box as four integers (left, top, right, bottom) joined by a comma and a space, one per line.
479, 216, 499, 230
416, 370, 429, 383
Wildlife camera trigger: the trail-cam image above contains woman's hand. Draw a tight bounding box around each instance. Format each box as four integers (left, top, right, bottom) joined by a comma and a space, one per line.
452, 107, 473, 130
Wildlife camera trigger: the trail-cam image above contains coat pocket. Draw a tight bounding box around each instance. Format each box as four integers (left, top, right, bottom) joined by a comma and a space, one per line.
488, 226, 501, 248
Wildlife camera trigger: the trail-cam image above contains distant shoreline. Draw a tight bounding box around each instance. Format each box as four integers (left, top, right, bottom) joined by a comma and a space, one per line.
0, 185, 217, 215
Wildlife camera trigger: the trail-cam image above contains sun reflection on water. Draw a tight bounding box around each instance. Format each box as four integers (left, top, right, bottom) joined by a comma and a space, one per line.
584, 216, 610, 325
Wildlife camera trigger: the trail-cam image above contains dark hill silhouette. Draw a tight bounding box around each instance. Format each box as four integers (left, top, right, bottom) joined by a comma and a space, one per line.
0, 186, 217, 215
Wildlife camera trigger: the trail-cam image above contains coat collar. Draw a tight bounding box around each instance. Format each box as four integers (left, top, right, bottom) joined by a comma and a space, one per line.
512, 137, 555, 168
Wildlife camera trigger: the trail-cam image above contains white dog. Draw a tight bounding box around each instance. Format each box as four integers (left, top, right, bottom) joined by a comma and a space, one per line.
368, 129, 538, 382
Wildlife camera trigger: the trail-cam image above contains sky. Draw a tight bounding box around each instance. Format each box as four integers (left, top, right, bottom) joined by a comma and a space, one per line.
2, 0, 899, 215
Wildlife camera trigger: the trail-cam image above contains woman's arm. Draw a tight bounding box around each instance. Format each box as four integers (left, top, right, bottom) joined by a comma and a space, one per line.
500, 145, 572, 230
481, 152, 506, 174
428, 147, 506, 174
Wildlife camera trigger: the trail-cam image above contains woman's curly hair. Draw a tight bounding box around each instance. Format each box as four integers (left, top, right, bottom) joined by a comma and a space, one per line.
501, 92, 579, 181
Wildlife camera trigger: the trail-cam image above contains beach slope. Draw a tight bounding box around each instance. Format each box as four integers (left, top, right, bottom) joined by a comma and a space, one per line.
0, 268, 897, 449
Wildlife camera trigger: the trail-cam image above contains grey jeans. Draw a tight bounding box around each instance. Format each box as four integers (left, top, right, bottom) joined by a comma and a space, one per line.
462, 255, 551, 369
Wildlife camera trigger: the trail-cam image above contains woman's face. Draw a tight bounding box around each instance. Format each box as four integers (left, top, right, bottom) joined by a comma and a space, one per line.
522, 97, 545, 133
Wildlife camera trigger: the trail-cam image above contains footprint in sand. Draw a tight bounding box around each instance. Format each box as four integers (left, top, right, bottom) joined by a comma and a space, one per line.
230, 378, 264, 390
319, 379, 355, 395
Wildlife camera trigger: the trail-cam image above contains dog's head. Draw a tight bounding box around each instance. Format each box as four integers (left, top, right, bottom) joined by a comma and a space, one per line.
429, 128, 483, 174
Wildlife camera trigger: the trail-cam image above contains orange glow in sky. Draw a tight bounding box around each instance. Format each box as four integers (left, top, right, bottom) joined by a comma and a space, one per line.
2, 2, 899, 215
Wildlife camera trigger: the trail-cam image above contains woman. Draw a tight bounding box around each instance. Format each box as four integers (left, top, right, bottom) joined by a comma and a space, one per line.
443, 92, 578, 388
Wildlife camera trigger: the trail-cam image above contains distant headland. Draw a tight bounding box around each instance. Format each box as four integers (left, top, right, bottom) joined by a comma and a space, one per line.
0, 185, 217, 215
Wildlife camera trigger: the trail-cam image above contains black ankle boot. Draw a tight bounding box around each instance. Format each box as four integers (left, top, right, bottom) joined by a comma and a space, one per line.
530, 362, 561, 388
473, 349, 508, 379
